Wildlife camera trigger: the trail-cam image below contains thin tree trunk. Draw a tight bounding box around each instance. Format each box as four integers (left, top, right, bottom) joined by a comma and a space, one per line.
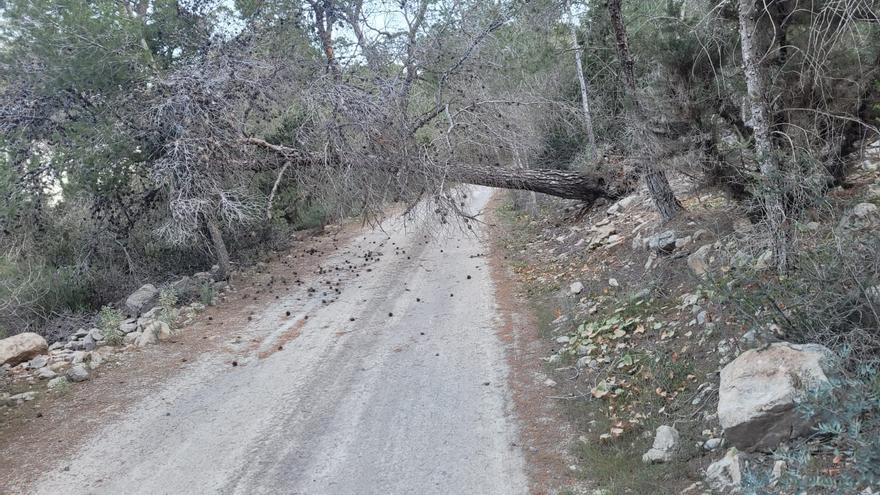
205, 216, 231, 281
569, 18, 597, 160
607, 0, 682, 222
738, 0, 787, 272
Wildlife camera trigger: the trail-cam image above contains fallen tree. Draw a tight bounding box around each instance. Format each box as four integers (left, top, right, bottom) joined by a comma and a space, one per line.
243, 138, 625, 205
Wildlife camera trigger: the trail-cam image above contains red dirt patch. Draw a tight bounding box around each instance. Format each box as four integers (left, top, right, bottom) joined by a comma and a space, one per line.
485, 194, 578, 495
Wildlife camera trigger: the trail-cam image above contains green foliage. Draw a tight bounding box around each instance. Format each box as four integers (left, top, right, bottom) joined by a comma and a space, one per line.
97, 306, 124, 346
158, 288, 179, 326
199, 282, 215, 307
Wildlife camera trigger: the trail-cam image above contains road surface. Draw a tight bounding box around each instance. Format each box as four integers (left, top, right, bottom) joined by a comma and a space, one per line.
30, 186, 529, 495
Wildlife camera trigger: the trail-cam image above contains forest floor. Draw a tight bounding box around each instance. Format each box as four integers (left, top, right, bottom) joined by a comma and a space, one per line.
0, 186, 581, 495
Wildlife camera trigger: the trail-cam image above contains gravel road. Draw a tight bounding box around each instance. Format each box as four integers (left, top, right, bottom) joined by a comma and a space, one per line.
30, 186, 528, 495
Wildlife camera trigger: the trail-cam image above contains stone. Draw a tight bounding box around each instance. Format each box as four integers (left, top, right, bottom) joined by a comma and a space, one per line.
125, 283, 160, 316
840, 202, 880, 229
10, 391, 37, 402
153, 321, 177, 341
73, 328, 89, 338
642, 425, 680, 464
27, 355, 48, 369
36, 367, 57, 380
543, 378, 557, 387
71, 350, 89, 364
647, 230, 677, 254
47, 376, 69, 390
608, 278, 619, 287
754, 249, 774, 271
771, 460, 787, 483
124, 331, 141, 345
703, 438, 723, 451
570, 282, 584, 295
675, 236, 692, 249
135, 326, 159, 347
89, 352, 104, 370
119, 318, 139, 334
66, 364, 89, 382
88, 328, 105, 341
0, 332, 48, 366
81, 334, 97, 351
706, 448, 744, 492
575, 356, 591, 369
718, 342, 835, 451
687, 245, 712, 277
48, 341, 65, 351
606, 195, 638, 215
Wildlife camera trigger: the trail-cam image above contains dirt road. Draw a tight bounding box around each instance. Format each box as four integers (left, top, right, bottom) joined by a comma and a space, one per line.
27, 186, 529, 495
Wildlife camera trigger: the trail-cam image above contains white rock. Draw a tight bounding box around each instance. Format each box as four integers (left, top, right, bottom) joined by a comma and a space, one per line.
544, 378, 557, 387
135, 327, 159, 347
0, 332, 48, 366
703, 438, 723, 451
705, 447, 744, 492
608, 278, 619, 287
555, 336, 570, 345
27, 355, 48, 369
36, 367, 57, 380
642, 425, 680, 464
687, 245, 712, 277
9, 391, 37, 402
718, 342, 835, 451
570, 282, 584, 295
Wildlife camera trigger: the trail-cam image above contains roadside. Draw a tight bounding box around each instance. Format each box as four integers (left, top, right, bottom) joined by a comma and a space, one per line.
487, 152, 880, 495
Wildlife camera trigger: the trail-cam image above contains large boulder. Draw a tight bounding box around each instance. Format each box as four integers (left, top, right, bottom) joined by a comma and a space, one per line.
0, 332, 48, 366
718, 342, 835, 451
125, 284, 160, 316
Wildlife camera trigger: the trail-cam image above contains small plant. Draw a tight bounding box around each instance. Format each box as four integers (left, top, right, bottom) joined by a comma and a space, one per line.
158, 288, 179, 326
97, 305, 124, 346
199, 282, 215, 307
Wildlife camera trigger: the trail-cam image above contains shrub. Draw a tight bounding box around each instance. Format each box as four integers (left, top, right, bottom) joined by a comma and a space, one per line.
97, 305, 124, 346
158, 288, 179, 327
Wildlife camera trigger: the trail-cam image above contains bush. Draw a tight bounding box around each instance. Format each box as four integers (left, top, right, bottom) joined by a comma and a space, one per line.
97, 305, 124, 346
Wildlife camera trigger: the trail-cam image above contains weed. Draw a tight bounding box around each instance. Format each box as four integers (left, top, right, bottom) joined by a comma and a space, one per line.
158, 288, 179, 326
199, 282, 215, 307
97, 305, 123, 346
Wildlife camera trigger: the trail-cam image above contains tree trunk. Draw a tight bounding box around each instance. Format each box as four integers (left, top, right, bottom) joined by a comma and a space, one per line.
569, 17, 597, 160
447, 163, 621, 203
205, 216, 231, 281
738, 0, 788, 272
607, 0, 682, 222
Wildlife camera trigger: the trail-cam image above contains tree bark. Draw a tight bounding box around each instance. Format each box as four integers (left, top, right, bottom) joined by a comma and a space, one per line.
205, 216, 231, 281
607, 0, 682, 222
738, 0, 788, 272
568, 12, 597, 160
446, 163, 621, 203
